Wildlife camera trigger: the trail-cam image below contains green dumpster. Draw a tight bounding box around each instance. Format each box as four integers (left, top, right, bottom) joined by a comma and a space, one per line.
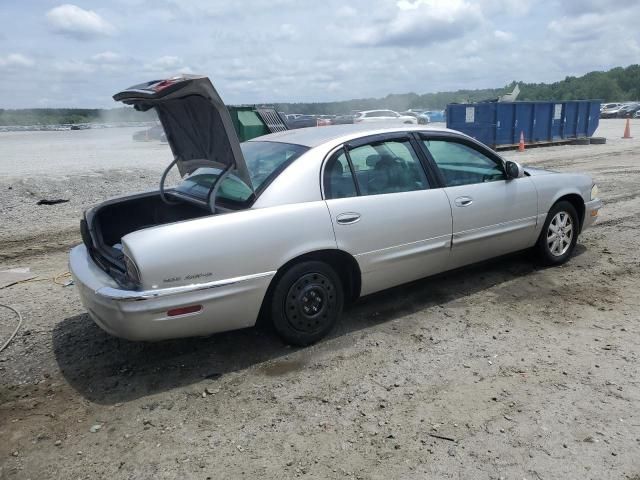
228, 106, 287, 142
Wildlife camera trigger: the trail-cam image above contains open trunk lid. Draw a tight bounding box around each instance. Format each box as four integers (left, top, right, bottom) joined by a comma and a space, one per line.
113, 75, 253, 189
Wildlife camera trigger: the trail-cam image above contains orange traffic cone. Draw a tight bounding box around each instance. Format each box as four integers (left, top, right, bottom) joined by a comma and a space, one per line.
622, 118, 632, 139
518, 131, 525, 152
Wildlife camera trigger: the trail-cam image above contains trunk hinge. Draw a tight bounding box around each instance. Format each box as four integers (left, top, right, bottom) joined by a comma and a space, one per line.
206, 164, 232, 213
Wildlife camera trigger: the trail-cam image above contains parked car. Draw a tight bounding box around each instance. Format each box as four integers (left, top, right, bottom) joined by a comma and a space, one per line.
132, 124, 165, 141
316, 115, 335, 126
635, 110, 640, 119
70, 75, 602, 346
332, 114, 355, 125
354, 110, 418, 124
286, 115, 318, 129
600, 102, 638, 118
420, 110, 446, 123
600, 102, 621, 112
601, 103, 631, 118
618, 103, 640, 118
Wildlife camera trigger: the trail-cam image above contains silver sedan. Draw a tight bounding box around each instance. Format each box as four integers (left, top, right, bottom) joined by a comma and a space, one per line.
70, 76, 602, 345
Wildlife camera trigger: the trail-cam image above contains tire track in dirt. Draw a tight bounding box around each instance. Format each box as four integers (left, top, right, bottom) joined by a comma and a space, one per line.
0, 227, 80, 262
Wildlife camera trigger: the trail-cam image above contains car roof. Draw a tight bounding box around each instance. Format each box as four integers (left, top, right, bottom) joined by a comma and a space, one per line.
249, 123, 457, 148
359, 109, 395, 113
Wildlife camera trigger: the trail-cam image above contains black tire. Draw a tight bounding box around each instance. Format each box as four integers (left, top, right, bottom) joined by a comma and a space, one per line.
590, 136, 607, 144
535, 200, 579, 266
573, 138, 590, 145
270, 261, 344, 346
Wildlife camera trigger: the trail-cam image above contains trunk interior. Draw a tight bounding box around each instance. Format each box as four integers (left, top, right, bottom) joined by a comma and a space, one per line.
83, 192, 211, 285
93, 192, 209, 248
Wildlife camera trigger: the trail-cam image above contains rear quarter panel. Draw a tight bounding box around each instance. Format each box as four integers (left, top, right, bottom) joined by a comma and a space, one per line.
122, 201, 337, 290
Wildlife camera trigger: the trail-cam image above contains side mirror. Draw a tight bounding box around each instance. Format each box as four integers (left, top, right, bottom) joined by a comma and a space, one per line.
505, 160, 524, 179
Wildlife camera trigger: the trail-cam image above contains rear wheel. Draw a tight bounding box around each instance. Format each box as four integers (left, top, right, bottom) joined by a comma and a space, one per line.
536, 201, 579, 265
270, 261, 344, 346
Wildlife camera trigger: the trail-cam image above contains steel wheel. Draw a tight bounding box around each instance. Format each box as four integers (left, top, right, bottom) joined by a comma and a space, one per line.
547, 211, 574, 257
285, 272, 336, 334
270, 261, 344, 346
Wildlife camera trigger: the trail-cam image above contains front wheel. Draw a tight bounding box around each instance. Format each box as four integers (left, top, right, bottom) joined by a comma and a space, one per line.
270, 261, 344, 346
535, 201, 579, 265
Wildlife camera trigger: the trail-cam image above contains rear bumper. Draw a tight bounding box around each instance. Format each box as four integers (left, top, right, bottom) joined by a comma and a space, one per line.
583, 198, 603, 230
69, 245, 274, 341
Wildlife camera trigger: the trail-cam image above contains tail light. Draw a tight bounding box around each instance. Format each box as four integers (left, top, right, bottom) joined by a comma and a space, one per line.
151, 77, 182, 92
123, 254, 141, 285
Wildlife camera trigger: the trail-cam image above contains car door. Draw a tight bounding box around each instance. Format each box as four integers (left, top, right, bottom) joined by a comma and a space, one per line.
365, 111, 384, 123
381, 111, 398, 123
418, 134, 538, 269
323, 134, 452, 296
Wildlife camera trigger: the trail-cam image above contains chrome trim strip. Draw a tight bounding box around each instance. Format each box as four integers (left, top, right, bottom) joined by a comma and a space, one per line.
354, 234, 452, 258
453, 216, 537, 245
96, 271, 277, 302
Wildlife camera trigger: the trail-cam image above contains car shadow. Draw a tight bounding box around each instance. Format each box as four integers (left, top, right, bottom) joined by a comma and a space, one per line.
52, 249, 582, 405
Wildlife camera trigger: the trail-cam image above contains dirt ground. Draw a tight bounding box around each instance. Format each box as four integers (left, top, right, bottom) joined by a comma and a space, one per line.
1, 120, 639, 479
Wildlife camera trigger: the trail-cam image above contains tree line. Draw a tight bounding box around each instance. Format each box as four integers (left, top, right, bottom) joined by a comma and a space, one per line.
1, 64, 638, 125
275, 64, 640, 114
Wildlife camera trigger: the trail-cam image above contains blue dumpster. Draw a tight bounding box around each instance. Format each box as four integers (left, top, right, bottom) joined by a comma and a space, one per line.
446, 100, 601, 149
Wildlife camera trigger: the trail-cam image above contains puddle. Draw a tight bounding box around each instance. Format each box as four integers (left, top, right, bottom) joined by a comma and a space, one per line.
259, 359, 306, 377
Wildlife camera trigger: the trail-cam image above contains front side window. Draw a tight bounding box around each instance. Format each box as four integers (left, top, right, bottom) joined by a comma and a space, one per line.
422, 139, 505, 187
348, 139, 429, 196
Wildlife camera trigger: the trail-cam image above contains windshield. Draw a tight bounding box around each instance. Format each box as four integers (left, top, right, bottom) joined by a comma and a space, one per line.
174, 141, 308, 204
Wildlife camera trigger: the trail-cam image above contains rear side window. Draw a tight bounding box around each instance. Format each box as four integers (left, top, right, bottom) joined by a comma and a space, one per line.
348, 139, 429, 196
324, 149, 358, 199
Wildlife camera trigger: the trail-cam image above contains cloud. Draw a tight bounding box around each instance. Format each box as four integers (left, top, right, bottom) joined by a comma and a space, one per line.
90, 51, 125, 64
0, 0, 638, 108
352, 0, 484, 47
46, 4, 116, 39
274, 23, 297, 41
548, 13, 607, 42
494, 30, 514, 41
143, 55, 193, 75
145, 55, 183, 70
336, 5, 357, 18
560, 0, 637, 14
0, 53, 35, 69
54, 60, 95, 74
477, 0, 532, 15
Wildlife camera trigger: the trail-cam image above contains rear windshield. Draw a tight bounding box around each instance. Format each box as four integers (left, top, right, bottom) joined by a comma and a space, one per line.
175, 141, 308, 204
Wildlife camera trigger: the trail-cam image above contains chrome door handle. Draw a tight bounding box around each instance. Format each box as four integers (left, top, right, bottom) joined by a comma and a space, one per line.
454, 196, 473, 207
336, 212, 361, 225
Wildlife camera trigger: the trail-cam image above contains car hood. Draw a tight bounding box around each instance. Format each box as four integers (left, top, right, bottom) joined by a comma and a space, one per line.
113, 75, 252, 189
524, 166, 555, 176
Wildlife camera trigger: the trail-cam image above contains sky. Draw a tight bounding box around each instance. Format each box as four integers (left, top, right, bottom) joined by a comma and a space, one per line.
0, 0, 639, 108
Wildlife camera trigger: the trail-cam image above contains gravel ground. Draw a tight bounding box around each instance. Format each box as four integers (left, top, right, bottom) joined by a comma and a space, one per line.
1, 120, 639, 479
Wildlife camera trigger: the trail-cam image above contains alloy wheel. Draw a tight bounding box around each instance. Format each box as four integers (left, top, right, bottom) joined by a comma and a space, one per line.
547, 211, 574, 256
